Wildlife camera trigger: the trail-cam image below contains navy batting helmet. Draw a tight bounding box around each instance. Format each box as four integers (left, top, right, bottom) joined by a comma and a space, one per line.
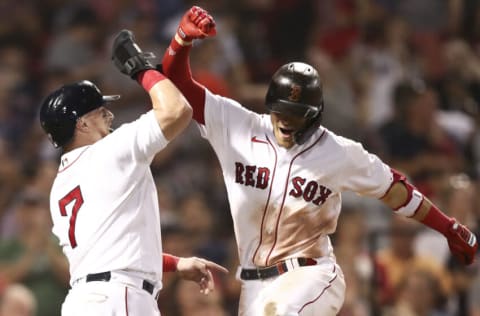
266, 62, 324, 145
39, 80, 120, 148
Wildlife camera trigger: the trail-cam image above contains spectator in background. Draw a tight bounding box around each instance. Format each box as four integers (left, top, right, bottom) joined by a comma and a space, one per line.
375, 216, 452, 312
178, 194, 228, 265
306, 45, 360, 140
386, 269, 448, 316
334, 208, 372, 316
0, 140, 24, 225
2, 1, 480, 314
44, 5, 105, 82
0, 160, 57, 239
0, 284, 37, 316
376, 79, 465, 197
0, 190, 69, 316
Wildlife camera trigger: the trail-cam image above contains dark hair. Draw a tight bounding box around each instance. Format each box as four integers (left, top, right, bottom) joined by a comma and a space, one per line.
392, 78, 427, 119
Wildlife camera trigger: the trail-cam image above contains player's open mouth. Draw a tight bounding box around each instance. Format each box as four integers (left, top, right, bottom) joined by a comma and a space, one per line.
279, 127, 295, 137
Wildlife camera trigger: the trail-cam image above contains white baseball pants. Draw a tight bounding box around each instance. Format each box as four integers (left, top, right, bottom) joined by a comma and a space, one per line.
238, 258, 345, 316
61, 279, 160, 316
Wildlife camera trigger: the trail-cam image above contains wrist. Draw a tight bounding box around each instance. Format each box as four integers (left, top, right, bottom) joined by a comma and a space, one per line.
421, 204, 453, 236
175, 32, 193, 46
136, 70, 166, 92
163, 253, 179, 272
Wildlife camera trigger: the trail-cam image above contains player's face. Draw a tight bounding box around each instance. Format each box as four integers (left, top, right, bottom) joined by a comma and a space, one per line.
81, 106, 114, 139
270, 112, 307, 148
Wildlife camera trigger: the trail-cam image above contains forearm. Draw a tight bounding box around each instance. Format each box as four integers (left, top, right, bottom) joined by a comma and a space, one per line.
381, 169, 452, 234
137, 70, 193, 140
162, 36, 207, 123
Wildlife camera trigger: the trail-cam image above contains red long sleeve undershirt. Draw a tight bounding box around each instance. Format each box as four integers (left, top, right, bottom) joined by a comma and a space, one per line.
162, 39, 206, 124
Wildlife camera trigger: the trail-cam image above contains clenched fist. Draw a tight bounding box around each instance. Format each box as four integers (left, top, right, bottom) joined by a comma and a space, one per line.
445, 219, 478, 265
176, 6, 216, 45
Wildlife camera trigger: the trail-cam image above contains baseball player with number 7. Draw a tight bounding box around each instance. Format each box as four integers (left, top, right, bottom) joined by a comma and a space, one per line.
39, 31, 228, 315
153, 6, 479, 315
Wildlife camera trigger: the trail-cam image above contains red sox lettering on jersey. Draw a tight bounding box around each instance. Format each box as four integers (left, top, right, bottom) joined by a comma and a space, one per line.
235, 163, 332, 206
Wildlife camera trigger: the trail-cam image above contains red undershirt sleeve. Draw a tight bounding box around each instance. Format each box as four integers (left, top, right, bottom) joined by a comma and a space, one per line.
162, 39, 206, 124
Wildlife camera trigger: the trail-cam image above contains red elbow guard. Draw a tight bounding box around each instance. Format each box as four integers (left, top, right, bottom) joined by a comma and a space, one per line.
388, 169, 424, 217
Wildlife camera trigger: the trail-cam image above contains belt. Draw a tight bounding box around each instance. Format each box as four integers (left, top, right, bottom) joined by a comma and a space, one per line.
85, 271, 157, 297
240, 258, 317, 280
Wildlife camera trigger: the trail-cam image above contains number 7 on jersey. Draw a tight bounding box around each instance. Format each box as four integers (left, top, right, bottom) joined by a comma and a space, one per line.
58, 185, 84, 248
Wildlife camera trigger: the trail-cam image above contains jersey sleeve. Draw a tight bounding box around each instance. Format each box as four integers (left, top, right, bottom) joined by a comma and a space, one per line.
196, 89, 258, 156
336, 137, 393, 198
99, 110, 168, 164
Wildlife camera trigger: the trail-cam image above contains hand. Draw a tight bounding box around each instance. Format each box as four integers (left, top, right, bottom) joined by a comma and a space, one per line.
445, 219, 478, 265
176, 6, 216, 45
111, 29, 156, 79
176, 257, 228, 295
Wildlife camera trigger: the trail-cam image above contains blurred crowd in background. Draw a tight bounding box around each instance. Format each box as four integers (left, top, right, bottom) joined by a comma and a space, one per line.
0, 0, 480, 315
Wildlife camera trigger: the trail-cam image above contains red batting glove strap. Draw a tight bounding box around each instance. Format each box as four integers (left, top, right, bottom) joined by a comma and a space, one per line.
421, 204, 453, 235
137, 70, 166, 92
162, 253, 179, 272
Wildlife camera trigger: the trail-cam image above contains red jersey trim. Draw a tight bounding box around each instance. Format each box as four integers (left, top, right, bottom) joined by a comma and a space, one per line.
58, 147, 90, 174
265, 129, 326, 265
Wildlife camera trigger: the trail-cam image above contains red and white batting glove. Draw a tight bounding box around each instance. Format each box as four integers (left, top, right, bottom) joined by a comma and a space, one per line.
175, 6, 216, 46
445, 219, 478, 265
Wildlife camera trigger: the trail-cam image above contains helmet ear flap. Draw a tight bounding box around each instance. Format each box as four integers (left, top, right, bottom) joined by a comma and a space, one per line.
294, 103, 323, 145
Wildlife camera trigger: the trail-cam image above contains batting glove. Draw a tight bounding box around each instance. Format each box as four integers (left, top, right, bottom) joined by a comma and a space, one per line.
175, 6, 216, 46
111, 29, 156, 79
445, 219, 478, 265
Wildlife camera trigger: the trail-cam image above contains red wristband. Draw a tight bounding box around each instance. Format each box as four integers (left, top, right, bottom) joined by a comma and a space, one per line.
421, 204, 453, 235
137, 70, 166, 92
169, 37, 192, 54
162, 253, 179, 272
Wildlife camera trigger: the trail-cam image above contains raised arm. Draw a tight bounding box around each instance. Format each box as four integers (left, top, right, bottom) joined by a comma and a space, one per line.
381, 168, 478, 265
111, 30, 192, 140
161, 6, 217, 124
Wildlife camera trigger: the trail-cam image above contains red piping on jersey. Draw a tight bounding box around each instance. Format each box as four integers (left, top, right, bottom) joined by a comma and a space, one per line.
162, 38, 206, 124
124, 287, 129, 316
298, 264, 338, 313
265, 129, 326, 266
252, 135, 278, 265
58, 147, 90, 173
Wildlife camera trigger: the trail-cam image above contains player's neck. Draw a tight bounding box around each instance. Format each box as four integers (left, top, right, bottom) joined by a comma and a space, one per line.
63, 137, 96, 153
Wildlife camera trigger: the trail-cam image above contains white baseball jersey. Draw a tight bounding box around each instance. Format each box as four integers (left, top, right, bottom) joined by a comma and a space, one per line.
198, 90, 393, 268
49, 111, 168, 286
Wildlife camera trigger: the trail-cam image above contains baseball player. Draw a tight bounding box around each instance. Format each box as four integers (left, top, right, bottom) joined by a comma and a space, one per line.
154, 6, 479, 316
39, 29, 227, 316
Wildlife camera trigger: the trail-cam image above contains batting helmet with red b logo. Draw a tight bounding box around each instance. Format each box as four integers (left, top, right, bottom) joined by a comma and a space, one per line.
265, 62, 324, 145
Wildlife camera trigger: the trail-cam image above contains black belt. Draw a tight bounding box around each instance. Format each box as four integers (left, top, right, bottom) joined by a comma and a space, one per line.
86, 272, 156, 295
240, 258, 318, 280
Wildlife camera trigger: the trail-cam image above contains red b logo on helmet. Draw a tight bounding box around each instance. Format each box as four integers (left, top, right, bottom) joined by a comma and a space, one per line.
288, 84, 302, 102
